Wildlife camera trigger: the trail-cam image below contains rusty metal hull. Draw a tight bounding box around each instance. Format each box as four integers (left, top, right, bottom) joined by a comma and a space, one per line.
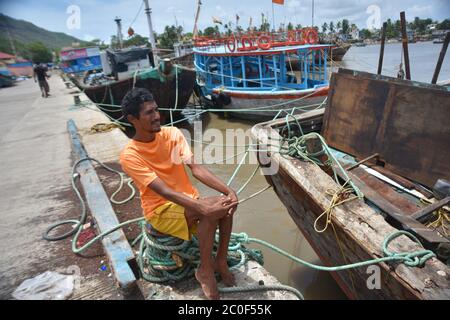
74, 66, 196, 126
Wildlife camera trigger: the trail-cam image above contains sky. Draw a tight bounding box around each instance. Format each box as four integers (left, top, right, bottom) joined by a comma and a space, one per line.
0, 0, 449, 43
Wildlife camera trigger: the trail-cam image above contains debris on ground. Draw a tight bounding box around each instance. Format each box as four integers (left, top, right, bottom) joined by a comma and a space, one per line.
12, 271, 74, 300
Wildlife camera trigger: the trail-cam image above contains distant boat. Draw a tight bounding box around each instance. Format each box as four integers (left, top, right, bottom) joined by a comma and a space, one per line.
73, 47, 195, 127
331, 43, 352, 61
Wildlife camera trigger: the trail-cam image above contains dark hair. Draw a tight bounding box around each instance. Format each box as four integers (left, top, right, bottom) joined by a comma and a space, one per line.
121, 87, 155, 120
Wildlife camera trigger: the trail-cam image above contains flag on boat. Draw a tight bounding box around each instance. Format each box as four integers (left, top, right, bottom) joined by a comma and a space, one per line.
272, 0, 285, 5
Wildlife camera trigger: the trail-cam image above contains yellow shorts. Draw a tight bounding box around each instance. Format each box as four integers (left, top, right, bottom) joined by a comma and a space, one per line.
147, 202, 197, 241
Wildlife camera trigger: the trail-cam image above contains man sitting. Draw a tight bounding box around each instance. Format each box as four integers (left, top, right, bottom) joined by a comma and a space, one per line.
119, 88, 238, 300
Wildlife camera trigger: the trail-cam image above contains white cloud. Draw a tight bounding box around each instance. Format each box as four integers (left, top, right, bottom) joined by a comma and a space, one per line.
83, 34, 96, 41
407, 5, 433, 16
287, 0, 301, 13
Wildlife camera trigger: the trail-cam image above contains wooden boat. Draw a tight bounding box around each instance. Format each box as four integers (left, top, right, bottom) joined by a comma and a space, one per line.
72, 49, 196, 127
331, 43, 351, 61
194, 29, 332, 122
251, 69, 450, 299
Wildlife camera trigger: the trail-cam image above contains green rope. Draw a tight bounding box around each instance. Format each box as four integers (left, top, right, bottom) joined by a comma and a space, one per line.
136, 222, 264, 283
44, 156, 436, 300
232, 231, 435, 271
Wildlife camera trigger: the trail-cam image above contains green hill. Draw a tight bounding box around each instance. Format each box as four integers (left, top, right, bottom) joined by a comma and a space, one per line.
0, 13, 85, 58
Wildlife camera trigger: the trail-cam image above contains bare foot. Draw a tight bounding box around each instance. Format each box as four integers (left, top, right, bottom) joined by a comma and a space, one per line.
214, 261, 236, 287
195, 269, 220, 300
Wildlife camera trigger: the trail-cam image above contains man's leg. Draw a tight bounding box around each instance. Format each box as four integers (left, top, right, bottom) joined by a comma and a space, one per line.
215, 215, 236, 286
39, 82, 45, 97
44, 80, 50, 97
185, 209, 220, 299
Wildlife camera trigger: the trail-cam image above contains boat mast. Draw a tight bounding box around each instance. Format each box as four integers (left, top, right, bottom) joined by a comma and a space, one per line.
193, 0, 202, 39
143, 0, 158, 64
114, 17, 124, 49
312, 0, 315, 27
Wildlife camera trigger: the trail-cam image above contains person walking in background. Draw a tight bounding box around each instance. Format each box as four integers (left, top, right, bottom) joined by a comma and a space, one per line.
33, 63, 51, 98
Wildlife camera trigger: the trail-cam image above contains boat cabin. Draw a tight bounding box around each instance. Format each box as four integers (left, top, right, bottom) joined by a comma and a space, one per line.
193, 30, 333, 96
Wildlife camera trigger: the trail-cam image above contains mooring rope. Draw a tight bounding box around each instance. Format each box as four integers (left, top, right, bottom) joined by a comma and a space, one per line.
43, 156, 436, 300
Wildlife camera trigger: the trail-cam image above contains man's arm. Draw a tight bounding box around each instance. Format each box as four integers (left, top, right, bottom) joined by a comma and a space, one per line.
149, 177, 237, 219
186, 161, 238, 214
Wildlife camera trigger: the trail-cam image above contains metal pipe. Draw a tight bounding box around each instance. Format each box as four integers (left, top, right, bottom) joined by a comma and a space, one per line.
114, 17, 123, 49
143, 0, 158, 65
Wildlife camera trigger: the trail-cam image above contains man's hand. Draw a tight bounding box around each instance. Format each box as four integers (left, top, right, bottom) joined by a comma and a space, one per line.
225, 189, 238, 216
198, 196, 238, 220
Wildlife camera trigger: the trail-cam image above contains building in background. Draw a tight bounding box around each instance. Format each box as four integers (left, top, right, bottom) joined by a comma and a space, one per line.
0, 52, 33, 77
59, 47, 102, 74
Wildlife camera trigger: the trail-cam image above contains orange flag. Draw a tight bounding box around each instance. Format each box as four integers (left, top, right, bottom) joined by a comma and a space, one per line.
272, 0, 285, 4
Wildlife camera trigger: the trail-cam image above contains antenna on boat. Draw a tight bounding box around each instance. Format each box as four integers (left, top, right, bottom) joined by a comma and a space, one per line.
193, 0, 202, 39
114, 17, 124, 49
271, 2, 275, 32
143, 0, 159, 65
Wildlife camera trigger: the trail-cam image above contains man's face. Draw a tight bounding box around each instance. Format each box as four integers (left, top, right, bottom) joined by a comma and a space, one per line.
132, 101, 161, 133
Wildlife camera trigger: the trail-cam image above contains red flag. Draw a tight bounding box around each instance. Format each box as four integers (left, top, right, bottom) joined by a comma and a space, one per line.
272, 0, 284, 4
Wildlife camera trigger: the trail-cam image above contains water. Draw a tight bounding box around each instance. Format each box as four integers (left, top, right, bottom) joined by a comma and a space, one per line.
188, 113, 348, 300
339, 41, 450, 83
187, 42, 447, 300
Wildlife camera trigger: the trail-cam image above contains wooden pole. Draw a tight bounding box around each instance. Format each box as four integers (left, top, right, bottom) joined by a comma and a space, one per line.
400, 11, 411, 80
431, 32, 450, 84
377, 22, 387, 75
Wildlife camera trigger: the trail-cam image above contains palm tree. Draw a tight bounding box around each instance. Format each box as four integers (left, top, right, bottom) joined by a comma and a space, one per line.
322, 22, 328, 33
329, 21, 335, 33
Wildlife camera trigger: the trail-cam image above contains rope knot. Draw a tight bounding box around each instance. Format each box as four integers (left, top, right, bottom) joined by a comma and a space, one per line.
382, 231, 436, 267
237, 232, 250, 244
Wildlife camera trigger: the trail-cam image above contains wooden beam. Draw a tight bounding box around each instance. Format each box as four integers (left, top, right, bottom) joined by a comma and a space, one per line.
432, 32, 450, 84
411, 196, 450, 222
335, 168, 449, 246
377, 22, 387, 75
346, 153, 379, 171
400, 11, 411, 80
67, 119, 141, 297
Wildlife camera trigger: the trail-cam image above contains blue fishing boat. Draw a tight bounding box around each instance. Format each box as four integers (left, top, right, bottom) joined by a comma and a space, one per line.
193, 29, 333, 121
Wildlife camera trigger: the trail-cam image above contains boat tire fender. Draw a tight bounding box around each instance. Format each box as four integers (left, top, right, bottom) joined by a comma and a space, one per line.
241, 37, 254, 51
306, 29, 319, 44
257, 36, 272, 50
227, 38, 236, 52
219, 92, 231, 106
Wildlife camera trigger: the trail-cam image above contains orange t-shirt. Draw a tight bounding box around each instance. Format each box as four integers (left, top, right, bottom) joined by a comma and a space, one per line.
119, 127, 199, 220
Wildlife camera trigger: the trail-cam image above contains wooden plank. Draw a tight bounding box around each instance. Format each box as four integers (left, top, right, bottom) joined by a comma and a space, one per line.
400, 11, 411, 80
67, 119, 140, 297
322, 71, 450, 188
350, 167, 421, 215
339, 169, 449, 246
432, 32, 450, 84
411, 196, 450, 222
378, 22, 387, 75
